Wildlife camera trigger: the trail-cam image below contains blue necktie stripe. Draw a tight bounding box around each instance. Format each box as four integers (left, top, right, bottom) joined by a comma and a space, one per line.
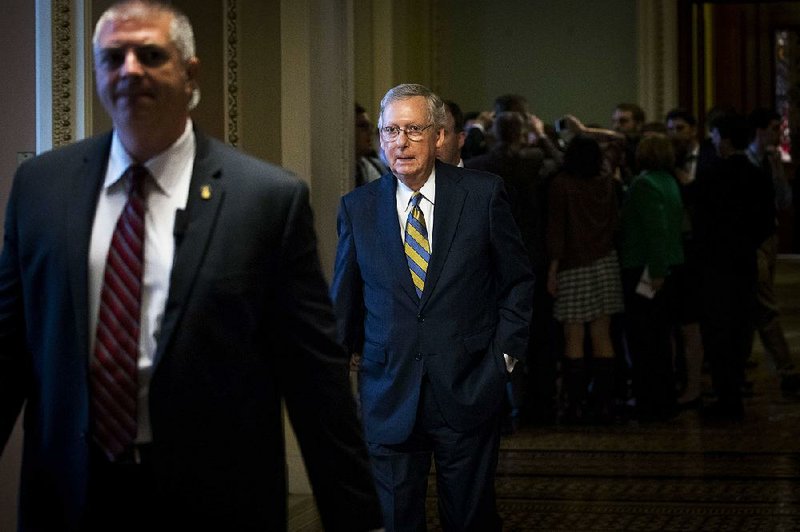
406, 237, 430, 261
407, 258, 427, 279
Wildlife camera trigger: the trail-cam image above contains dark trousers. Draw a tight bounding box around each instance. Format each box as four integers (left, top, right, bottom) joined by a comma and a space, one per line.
86, 445, 243, 532
700, 266, 756, 405
524, 281, 559, 422
86, 444, 162, 532
367, 377, 502, 532
622, 267, 677, 419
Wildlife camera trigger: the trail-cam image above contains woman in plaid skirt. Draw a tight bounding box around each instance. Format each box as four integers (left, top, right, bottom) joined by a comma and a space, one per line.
547, 135, 624, 423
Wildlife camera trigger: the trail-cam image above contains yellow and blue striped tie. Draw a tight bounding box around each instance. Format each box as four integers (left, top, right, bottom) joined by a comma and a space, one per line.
405, 192, 430, 298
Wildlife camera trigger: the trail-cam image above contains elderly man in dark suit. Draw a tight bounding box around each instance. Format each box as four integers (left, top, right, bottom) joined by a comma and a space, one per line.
331, 84, 534, 531
0, 1, 381, 531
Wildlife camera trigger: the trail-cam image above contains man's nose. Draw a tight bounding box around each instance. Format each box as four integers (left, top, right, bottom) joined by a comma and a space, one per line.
121, 48, 144, 76
394, 131, 411, 147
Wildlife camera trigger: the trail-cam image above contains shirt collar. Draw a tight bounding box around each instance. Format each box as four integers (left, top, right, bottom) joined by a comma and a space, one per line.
105, 119, 195, 196
398, 168, 437, 212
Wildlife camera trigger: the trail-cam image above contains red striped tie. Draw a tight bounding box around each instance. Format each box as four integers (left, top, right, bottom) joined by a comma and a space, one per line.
90, 164, 147, 460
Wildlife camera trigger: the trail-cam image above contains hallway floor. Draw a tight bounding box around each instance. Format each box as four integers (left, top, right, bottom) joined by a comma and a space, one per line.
289, 258, 800, 531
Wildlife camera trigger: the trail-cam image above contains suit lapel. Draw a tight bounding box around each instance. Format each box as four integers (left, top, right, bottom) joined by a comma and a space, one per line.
376, 175, 419, 303
154, 131, 225, 366
420, 162, 466, 308
66, 134, 113, 362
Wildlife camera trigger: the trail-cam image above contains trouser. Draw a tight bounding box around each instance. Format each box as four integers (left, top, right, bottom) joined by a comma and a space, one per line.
367, 377, 502, 532
701, 267, 756, 406
622, 267, 676, 418
752, 234, 796, 374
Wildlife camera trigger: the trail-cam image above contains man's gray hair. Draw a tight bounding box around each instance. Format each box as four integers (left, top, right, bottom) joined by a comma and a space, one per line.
379, 84, 446, 129
93, 0, 200, 110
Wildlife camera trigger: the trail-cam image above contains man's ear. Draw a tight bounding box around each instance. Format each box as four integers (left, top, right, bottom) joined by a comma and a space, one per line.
435, 127, 445, 149
185, 57, 200, 89
185, 57, 200, 108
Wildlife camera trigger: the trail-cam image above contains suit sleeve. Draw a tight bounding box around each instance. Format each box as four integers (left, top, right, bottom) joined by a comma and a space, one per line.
273, 183, 382, 531
0, 170, 30, 453
489, 177, 535, 361
329, 196, 365, 353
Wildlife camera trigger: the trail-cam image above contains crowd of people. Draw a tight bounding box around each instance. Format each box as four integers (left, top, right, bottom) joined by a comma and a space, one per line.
3, 1, 799, 530
355, 94, 800, 426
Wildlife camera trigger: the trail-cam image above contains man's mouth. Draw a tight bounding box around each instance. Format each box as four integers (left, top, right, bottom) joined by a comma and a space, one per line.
114, 81, 153, 101
116, 90, 151, 99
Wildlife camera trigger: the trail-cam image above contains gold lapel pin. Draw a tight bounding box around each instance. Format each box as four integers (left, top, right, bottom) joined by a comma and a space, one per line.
201, 185, 212, 200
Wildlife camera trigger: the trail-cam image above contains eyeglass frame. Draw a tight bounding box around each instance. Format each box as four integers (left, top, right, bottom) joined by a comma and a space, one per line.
379, 124, 435, 142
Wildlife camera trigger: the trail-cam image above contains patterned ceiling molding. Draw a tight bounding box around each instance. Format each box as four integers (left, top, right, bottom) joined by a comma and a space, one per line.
224, 0, 240, 147
52, 0, 74, 147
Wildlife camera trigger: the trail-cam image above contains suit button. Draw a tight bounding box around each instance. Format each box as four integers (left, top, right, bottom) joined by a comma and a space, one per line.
415, 352, 423, 361
417, 314, 424, 323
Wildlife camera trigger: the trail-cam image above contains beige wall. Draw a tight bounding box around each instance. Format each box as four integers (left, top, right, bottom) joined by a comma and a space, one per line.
0, 2, 36, 530
355, 0, 638, 128
431, 0, 638, 126
0, 3, 36, 236
238, 0, 283, 165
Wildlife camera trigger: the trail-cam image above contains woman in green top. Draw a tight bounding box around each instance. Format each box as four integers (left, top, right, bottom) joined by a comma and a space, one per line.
621, 134, 684, 422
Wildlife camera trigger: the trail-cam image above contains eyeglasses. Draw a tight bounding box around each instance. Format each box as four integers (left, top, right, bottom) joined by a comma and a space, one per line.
95, 45, 172, 70
379, 124, 433, 142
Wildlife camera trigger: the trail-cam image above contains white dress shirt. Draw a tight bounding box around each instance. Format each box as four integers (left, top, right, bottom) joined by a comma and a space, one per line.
685, 144, 699, 182
89, 119, 195, 443
396, 171, 436, 247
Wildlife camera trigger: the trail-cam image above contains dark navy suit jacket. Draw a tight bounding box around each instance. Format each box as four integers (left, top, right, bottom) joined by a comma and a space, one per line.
331, 160, 534, 445
0, 130, 382, 531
